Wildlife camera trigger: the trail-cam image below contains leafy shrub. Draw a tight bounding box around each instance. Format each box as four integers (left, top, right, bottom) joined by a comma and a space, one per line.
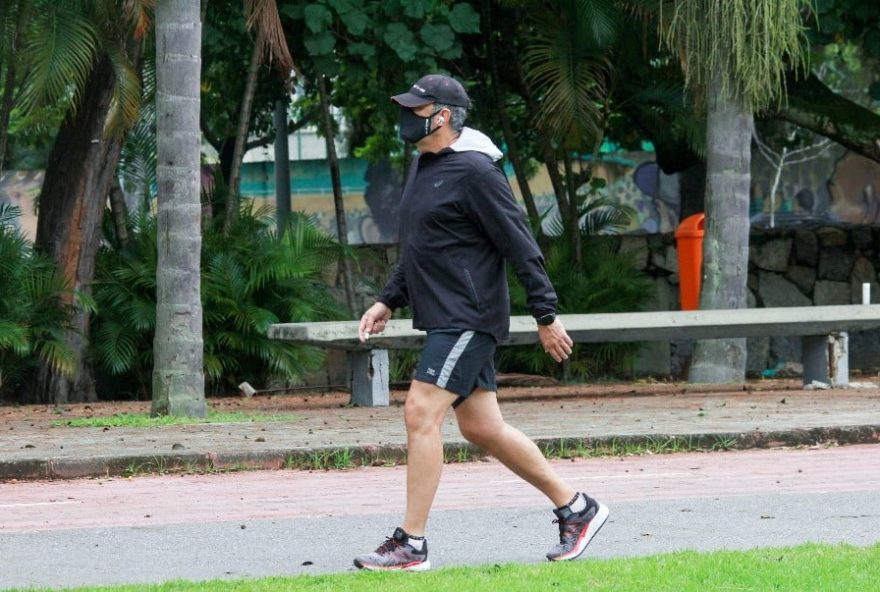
499, 195, 653, 380
0, 204, 75, 397
91, 205, 347, 399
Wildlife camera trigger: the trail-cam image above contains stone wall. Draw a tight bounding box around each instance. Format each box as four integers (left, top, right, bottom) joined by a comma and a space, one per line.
340, 225, 880, 380
616, 225, 880, 377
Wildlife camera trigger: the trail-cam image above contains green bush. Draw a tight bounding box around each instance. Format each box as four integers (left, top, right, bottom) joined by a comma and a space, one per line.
91, 205, 347, 399
0, 204, 75, 397
499, 195, 653, 381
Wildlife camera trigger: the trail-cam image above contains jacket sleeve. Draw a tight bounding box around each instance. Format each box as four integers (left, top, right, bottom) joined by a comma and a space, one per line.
376, 156, 420, 312
465, 161, 557, 318
377, 255, 409, 311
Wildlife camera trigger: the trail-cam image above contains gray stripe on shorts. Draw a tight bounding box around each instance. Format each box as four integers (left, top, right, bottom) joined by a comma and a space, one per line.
436, 331, 475, 389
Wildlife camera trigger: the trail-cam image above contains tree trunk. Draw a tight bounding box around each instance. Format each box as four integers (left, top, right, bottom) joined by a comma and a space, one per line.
223, 39, 261, 234
317, 75, 356, 316
29, 53, 123, 404
486, 0, 541, 236
152, 0, 206, 417
688, 77, 751, 384
0, 2, 25, 175
512, 60, 567, 214
108, 176, 130, 247
562, 151, 582, 270
274, 99, 291, 233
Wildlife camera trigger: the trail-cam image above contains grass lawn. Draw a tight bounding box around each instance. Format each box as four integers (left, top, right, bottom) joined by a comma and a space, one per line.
11, 543, 878, 591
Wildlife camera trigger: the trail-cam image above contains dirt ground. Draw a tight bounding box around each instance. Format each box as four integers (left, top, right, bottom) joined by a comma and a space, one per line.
0, 376, 816, 424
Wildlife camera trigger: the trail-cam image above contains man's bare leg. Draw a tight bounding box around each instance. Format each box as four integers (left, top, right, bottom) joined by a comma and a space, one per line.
401, 379, 457, 536
454, 388, 575, 507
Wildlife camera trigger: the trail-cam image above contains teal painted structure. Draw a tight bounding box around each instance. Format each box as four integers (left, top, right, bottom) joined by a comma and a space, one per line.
240, 158, 370, 197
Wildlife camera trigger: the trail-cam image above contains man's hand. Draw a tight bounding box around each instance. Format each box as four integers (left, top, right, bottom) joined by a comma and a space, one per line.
358, 302, 392, 343
538, 319, 574, 362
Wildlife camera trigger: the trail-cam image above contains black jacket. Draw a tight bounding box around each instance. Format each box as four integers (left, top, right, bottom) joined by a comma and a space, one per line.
377, 128, 557, 342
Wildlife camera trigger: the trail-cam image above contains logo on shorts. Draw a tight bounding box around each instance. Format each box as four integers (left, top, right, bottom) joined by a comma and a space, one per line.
426, 368, 437, 376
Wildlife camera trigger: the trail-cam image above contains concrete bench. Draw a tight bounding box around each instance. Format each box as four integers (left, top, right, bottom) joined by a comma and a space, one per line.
268, 304, 880, 406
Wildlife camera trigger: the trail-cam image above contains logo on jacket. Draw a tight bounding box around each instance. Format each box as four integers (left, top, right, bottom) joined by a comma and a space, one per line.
426, 368, 437, 376
433, 179, 444, 188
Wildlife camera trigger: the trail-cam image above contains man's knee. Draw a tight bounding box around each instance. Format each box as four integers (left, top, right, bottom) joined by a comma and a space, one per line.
404, 381, 454, 434
458, 417, 506, 449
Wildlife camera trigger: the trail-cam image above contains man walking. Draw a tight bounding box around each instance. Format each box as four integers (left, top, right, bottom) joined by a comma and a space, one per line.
354, 74, 608, 571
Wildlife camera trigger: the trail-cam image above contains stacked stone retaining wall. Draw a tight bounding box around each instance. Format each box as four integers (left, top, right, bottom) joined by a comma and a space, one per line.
617, 225, 880, 377
338, 225, 880, 380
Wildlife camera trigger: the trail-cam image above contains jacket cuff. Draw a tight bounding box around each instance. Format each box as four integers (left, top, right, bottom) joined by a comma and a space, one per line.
530, 306, 556, 319
377, 295, 405, 312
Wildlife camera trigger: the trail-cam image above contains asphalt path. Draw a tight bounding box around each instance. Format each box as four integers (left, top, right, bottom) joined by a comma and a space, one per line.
2, 445, 879, 589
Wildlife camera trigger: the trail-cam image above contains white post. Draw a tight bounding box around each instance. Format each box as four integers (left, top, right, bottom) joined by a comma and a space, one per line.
862, 282, 871, 305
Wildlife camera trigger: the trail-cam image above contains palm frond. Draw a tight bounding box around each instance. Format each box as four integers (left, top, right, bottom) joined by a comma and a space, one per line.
33, 335, 75, 376
93, 320, 139, 375
0, 321, 30, 355
104, 44, 142, 139
118, 54, 157, 198
579, 196, 635, 236
574, 0, 622, 48
0, 204, 23, 228
245, 0, 296, 80
522, 3, 612, 149
660, 0, 811, 111
18, 4, 99, 115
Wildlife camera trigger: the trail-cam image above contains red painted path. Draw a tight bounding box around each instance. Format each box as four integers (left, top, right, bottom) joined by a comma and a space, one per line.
2, 444, 877, 533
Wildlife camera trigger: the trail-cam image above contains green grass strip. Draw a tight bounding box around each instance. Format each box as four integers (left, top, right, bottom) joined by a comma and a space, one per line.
10, 543, 879, 591
53, 411, 299, 428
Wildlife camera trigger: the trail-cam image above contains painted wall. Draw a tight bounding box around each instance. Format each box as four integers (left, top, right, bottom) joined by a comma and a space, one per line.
5, 143, 879, 245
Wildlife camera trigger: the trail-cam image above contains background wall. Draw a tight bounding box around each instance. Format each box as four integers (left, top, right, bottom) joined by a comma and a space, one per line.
342, 225, 880, 380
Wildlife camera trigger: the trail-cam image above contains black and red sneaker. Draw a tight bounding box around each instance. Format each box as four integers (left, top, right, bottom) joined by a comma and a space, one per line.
354, 527, 430, 571
546, 497, 609, 561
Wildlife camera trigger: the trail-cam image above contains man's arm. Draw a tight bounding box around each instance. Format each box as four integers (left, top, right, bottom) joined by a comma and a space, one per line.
359, 255, 408, 343
465, 162, 572, 361
465, 163, 556, 316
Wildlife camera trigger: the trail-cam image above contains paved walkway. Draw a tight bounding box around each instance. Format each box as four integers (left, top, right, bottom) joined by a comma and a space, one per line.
1, 380, 878, 480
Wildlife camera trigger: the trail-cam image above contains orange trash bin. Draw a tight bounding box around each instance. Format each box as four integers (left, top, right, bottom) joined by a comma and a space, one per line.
674, 213, 705, 310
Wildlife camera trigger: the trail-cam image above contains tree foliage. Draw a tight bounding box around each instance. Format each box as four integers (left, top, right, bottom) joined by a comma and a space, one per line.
0, 205, 76, 397
92, 202, 347, 399
661, 0, 811, 112
500, 191, 652, 380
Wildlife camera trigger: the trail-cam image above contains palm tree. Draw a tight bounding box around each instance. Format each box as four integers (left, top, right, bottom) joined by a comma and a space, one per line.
17, 0, 148, 404
518, 0, 617, 269
0, 204, 76, 398
152, 0, 206, 417
660, 0, 810, 383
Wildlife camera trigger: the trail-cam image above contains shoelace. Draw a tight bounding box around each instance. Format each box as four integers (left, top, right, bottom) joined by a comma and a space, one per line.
552, 518, 579, 542
375, 537, 404, 554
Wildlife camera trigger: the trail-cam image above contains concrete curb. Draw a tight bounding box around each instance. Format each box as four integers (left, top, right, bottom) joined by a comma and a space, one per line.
3, 425, 878, 481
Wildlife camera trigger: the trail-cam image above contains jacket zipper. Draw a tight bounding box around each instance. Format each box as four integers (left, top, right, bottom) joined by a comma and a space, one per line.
463, 268, 482, 311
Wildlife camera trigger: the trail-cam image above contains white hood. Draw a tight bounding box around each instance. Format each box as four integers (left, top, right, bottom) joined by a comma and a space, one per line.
450, 127, 504, 162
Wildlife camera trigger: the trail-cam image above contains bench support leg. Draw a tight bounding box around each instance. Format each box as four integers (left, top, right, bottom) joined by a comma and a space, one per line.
347, 349, 390, 407
802, 333, 849, 387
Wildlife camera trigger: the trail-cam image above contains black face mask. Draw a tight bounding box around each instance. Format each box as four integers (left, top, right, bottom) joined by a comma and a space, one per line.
399, 107, 443, 143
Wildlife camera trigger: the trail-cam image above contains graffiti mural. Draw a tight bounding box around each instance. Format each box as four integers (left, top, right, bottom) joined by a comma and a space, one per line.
7, 146, 879, 249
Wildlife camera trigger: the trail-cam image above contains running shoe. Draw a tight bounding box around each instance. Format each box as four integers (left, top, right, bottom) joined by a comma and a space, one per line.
546, 498, 609, 561
353, 527, 430, 571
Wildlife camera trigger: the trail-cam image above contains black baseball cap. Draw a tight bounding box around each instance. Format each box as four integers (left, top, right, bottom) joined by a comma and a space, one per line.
391, 74, 471, 108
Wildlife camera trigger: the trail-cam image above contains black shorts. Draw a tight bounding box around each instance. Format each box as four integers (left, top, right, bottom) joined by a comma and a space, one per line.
414, 329, 497, 407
